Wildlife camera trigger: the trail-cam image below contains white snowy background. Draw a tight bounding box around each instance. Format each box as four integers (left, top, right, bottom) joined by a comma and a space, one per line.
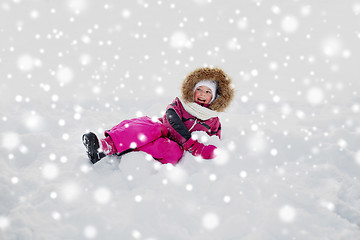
1, 0, 360, 239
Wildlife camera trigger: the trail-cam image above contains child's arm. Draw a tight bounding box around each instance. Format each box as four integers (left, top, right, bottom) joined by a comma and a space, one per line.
166, 110, 217, 159
165, 108, 191, 144
210, 121, 222, 139
162, 98, 191, 145
182, 138, 217, 159
163, 98, 218, 159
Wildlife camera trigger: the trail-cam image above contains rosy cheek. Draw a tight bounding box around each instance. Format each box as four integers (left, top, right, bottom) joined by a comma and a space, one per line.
194, 93, 198, 100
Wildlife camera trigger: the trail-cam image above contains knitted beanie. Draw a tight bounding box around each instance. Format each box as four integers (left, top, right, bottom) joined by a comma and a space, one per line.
193, 80, 218, 104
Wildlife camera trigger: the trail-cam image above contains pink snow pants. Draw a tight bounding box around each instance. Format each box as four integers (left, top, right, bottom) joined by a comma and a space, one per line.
105, 116, 183, 164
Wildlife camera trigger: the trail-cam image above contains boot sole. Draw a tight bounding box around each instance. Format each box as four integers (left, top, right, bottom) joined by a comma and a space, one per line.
82, 133, 103, 164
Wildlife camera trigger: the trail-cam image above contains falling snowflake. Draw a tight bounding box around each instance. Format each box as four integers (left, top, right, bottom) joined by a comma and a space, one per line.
237, 17, 248, 30
132, 229, 142, 239
83, 225, 97, 239
322, 37, 343, 57
79, 54, 92, 66
1, 132, 21, 150
56, 66, 74, 85
278, 205, 296, 223
0, 216, 10, 230
42, 163, 59, 180
60, 182, 81, 202
223, 195, 231, 203
320, 200, 335, 211
122, 9, 131, 18
306, 87, 325, 106
164, 165, 188, 185
270, 148, 278, 156
240, 171, 247, 179
17, 54, 41, 72
94, 187, 112, 204
134, 195, 143, 203
281, 15, 299, 33
23, 111, 44, 132
52, 211, 62, 221
67, 0, 88, 14
170, 31, 193, 49
202, 212, 220, 230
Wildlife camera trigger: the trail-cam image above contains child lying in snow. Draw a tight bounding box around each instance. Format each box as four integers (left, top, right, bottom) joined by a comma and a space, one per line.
82, 67, 234, 165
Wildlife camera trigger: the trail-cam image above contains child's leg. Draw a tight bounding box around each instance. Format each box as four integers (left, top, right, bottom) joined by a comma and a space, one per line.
99, 136, 117, 155
105, 116, 168, 155
136, 138, 184, 165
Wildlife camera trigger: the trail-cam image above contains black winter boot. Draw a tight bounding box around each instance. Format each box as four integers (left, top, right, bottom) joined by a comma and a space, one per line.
82, 132, 106, 164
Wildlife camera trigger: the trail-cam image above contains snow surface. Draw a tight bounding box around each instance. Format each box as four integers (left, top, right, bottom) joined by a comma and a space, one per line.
1, 0, 360, 239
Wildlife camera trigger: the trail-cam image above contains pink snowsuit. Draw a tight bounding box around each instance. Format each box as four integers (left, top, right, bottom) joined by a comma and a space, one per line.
104, 97, 221, 164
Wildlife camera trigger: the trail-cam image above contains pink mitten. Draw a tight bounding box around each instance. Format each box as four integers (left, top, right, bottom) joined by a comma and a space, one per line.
201, 144, 217, 159
183, 138, 217, 159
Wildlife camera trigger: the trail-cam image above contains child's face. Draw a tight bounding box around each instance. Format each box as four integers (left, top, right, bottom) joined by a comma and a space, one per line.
194, 85, 213, 104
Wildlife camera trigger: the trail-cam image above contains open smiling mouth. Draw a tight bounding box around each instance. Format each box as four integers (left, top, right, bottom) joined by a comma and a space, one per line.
197, 98, 206, 103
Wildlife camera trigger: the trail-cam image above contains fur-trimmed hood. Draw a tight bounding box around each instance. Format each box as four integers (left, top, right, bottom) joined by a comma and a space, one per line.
181, 67, 235, 112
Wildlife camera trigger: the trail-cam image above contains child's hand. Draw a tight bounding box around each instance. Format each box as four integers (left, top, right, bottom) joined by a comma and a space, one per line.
183, 138, 217, 159
200, 144, 217, 159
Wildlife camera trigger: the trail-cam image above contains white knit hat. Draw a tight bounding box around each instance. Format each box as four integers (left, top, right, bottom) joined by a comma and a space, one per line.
194, 80, 218, 104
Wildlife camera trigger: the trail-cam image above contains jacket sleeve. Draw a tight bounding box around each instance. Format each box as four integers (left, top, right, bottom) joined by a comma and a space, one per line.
213, 122, 221, 139
162, 98, 191, 145
206, 118, 221, 139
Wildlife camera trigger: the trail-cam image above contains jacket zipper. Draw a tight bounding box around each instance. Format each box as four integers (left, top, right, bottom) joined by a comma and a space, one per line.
189, 119, 197, 131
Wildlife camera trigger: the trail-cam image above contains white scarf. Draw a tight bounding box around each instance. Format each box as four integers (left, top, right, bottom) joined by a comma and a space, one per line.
179, 97, 219, 121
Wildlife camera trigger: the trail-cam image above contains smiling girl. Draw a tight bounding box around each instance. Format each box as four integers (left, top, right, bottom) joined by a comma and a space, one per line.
82, 67, 234, 165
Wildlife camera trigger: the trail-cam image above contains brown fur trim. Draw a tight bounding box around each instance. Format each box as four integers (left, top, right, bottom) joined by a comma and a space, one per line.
181, 67, 235, 112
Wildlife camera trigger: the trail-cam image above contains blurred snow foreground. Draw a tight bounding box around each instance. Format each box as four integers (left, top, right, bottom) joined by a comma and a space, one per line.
1, 0, 360, 239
